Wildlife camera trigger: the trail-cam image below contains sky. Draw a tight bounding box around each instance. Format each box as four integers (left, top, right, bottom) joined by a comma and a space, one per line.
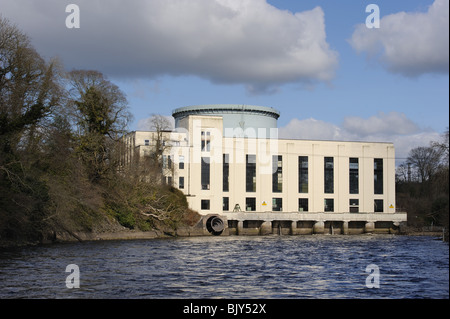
1, 0, 448, 161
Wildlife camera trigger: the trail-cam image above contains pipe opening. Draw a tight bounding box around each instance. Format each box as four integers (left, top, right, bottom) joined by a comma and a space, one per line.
206, 216, 224, 235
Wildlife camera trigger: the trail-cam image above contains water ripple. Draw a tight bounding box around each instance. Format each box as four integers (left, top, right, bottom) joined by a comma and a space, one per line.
0, 235, 448, 299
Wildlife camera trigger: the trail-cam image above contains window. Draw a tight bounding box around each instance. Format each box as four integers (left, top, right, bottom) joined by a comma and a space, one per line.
246, 155, 256, 192
324, 199, 334, 212
349, 158, 359, 194
144, 139, 150, 146
324, 157, 334, 194
179, 156, 185, 170
201, 131, 211, 152
272, 155, 282, 193
350, 199, 359, 213
167, 176, 172, 186
223, 154, 229, 192
246, 197, 256, 211
298, 156, 308, 193
272, 198, 282, 211
298, 198, 308, 212
374, 159, 383, 194
201, 157, 210, 190
374, 199, 384, 212
163, 155, 173, 170
179, 176, 184, 189
223, 197, 229, 211
201, 200, 210, 210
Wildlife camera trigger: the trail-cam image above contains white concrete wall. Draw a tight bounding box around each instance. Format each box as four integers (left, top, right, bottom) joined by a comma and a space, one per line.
128, 115, 397, 217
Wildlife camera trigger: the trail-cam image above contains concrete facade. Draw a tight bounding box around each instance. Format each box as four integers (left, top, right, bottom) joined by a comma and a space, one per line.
124, 104, 407, 235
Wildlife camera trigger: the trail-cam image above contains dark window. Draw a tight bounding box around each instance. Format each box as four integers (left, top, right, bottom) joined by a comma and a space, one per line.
179, 156, 184, 170
246, 197, 256, 211
246, 155, 256, 192
298, 156, 308, 193
223, 197, 229, 211
201, 157, 210, 190
324, 199, 334, 212
201, 200, 210, 210
324, 157, 334, 194
298, 198, 308, 212
349, 158, 359, 194
179, 176, 184, 189
272, 155, 282, 193
144, 139, 150, 146
374, 199, 383, 212
272, 198, 282, 211
374, 159, 383, 194
223, 154, 229, 192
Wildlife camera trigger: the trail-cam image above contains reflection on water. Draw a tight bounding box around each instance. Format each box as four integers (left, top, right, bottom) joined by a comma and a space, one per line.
0, 235, 448, 299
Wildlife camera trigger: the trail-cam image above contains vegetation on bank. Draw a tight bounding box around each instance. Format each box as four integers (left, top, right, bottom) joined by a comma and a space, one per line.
0, 17, 199, 247
396, 129, 449, 240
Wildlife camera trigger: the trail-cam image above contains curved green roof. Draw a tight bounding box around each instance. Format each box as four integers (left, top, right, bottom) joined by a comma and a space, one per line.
172, 104, 280, 119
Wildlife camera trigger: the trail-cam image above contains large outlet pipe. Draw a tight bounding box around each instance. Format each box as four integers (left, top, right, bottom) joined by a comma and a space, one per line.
206, 216, 225, 235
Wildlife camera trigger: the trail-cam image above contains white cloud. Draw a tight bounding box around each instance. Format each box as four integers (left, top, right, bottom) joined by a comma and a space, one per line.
279, 112, 441, 161
0, 0, 338, 93
387, 131, 441, 160
349, 0, 449, 77
279, 118, 344, 141
342, 111, 420, 137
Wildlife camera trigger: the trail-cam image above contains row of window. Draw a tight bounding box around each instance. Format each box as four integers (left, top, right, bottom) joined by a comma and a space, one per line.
162, 155, 185, 170
221, 155, 384, 195
171, 154, 384, 195
163, 176, 185, 189
200, 197, 385, 213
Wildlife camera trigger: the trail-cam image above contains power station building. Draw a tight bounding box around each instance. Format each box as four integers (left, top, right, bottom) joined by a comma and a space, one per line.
124, 104, 407, 235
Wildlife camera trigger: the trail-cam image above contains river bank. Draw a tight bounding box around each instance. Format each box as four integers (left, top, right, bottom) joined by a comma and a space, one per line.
400, 226, 448, 242
2, 223, 447, 249
0, 222, 204, 248
61, 227, 448, 242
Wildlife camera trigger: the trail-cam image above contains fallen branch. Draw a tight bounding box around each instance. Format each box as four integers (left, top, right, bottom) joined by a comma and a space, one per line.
140, 211, 168, 221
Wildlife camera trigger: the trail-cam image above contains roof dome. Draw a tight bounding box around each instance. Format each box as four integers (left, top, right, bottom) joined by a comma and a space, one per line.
172, 104, 280, 138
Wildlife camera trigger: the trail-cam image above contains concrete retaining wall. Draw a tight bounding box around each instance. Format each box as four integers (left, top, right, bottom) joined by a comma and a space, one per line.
212, 212, 407, 236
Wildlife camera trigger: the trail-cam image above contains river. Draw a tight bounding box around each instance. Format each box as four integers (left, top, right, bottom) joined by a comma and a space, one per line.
0, 235, 448, 299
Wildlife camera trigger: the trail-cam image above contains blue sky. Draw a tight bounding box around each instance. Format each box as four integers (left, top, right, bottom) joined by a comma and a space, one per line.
1, 0, 448, 160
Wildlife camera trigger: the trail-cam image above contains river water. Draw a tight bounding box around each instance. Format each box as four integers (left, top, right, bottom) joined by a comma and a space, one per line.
0, 235, 448, 299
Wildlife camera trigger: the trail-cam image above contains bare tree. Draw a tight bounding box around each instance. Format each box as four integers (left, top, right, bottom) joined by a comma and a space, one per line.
406, 146, 442, 183
149, 114, 172, 159
432, 128, 449, 167
138, 114, 173, 182
396, 163, 409, 183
